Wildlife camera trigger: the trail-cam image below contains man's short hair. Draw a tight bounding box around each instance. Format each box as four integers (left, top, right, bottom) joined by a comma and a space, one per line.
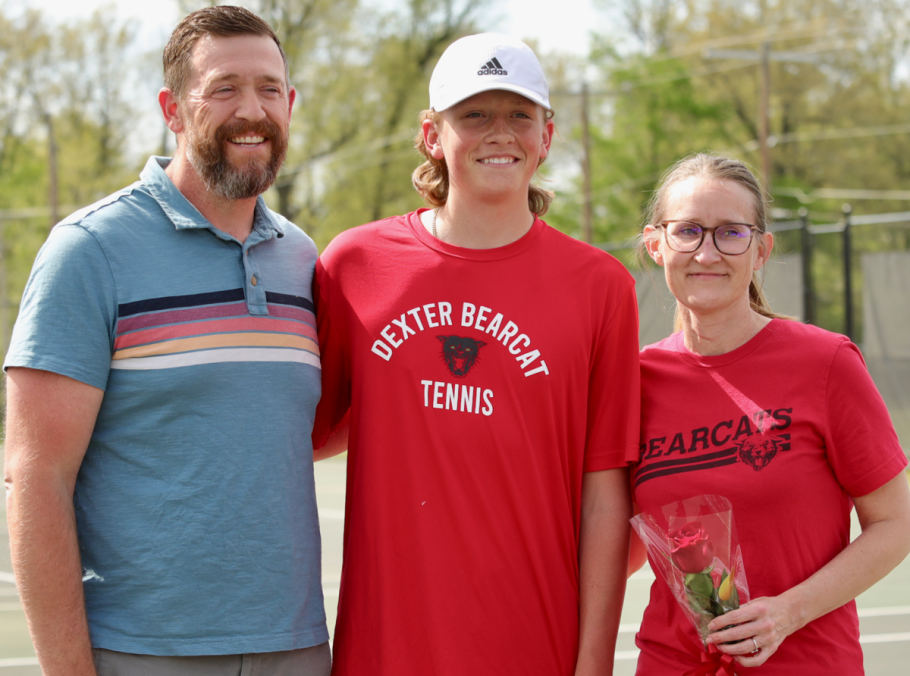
163, 5, 288, 99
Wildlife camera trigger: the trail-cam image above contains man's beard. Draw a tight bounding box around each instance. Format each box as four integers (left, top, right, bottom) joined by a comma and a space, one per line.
184, 118, 288, 201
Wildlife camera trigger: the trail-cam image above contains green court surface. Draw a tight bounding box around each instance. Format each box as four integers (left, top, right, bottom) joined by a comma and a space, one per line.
2, 459, 908, 673
319, 460, 910, 675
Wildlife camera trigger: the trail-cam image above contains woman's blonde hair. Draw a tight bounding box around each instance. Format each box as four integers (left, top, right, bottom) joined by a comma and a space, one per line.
411, 109, 555, 216
639, 152, 789, 330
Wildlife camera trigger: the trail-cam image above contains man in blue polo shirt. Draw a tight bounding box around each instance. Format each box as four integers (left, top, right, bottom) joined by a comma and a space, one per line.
3, 7, 328, 676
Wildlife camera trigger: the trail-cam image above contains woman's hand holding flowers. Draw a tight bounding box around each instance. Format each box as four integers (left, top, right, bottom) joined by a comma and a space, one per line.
705, 594, 801, 667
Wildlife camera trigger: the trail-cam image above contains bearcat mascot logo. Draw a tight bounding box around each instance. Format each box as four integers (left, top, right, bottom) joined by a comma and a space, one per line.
438, 335, 486, 377
736, 436, 782, 471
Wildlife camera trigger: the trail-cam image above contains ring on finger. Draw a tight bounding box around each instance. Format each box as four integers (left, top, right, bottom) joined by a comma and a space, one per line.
750, 637, 760, 654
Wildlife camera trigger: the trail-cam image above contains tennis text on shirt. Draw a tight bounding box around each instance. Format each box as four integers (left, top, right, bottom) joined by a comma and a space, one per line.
370, 301, 550, 418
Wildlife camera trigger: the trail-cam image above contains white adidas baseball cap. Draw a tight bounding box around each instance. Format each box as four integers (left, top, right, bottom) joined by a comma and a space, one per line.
429, 33, 551, 112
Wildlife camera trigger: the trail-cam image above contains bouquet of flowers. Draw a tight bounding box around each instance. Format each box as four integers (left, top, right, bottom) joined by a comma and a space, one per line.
631, 495, 749, 647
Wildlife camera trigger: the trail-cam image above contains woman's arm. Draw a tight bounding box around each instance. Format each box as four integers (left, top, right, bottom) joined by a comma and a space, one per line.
705, 470, 910, 667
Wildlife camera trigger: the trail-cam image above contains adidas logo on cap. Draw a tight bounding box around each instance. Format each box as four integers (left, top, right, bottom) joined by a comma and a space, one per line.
429, 33, 550, 111
477, 57, 507, 76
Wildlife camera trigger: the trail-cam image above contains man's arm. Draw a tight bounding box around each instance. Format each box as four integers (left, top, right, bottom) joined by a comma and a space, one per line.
574, 467, 632, 676
4, 367, 104, 676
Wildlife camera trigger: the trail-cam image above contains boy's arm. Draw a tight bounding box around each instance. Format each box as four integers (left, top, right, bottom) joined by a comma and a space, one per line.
575, 467, 632, 676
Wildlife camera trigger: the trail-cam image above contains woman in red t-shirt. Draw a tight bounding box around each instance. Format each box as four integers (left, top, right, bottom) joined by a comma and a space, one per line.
631, 153, 910, 674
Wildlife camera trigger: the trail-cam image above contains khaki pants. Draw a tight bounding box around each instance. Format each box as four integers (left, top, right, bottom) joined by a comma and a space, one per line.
92, 643, 331, 676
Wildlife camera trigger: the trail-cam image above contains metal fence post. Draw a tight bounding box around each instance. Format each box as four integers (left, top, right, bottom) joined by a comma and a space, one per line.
799, 208, 815, 324
842, 203, 854, 341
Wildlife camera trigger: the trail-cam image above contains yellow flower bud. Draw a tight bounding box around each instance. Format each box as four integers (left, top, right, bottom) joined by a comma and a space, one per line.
718, 570, 735, 601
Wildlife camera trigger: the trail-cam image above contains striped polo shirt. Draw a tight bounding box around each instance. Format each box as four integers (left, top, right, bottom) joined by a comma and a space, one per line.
5, 157, 328, 655
112, 287, 319, 370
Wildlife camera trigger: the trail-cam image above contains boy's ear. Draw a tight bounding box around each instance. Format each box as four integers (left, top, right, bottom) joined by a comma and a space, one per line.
422, 118, 445, 160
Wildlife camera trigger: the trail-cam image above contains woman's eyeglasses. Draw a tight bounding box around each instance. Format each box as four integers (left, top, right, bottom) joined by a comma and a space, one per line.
658, 221, 759, 255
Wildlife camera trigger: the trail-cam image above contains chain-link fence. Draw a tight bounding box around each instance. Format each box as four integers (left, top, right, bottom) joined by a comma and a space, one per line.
628, 209, 910, 456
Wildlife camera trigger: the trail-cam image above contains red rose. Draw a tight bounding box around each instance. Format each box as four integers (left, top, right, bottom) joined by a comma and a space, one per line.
668, 521, 714, 574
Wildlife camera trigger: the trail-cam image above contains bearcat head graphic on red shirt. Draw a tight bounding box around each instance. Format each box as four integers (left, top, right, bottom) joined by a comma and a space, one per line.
735, 435, 781, 471
437, 335, 486, 377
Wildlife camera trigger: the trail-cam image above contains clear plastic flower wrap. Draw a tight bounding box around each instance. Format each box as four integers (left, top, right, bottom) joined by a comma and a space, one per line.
631, 494, 750, 642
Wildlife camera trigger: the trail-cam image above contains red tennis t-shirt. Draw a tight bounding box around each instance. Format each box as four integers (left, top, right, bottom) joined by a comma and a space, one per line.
314, 211, 641, 675
634, 319, 907, 675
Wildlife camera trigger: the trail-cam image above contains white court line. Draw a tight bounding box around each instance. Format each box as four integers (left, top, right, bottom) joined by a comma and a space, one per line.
628, 568, 655, 581
857, 605, 910, 617
2, 572, 906, 661
859, 632, 910, 644
615, 650, 640, 660
614, 630, 910, 661
0, 658, 39, 667
1, 627, 908, 667
614, 606, 910, 641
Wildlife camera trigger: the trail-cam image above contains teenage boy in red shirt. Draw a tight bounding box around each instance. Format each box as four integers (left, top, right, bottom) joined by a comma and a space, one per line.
314, 33, 640, 676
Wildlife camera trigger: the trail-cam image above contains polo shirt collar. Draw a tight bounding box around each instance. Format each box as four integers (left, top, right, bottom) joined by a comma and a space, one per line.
140, 156, 285, 238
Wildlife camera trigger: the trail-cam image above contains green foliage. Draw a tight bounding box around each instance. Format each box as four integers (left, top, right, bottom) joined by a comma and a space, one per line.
548, 0, 910, 255
174, 1, 486, 250
0, 6, 141, 390
0, 7, 140, 206
0, 0, 486, 299
2, 0, 910, 360
276, 0, 486, 250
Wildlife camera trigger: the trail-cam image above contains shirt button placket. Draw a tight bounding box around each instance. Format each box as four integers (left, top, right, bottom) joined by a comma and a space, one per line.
243, 245, 267, 315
